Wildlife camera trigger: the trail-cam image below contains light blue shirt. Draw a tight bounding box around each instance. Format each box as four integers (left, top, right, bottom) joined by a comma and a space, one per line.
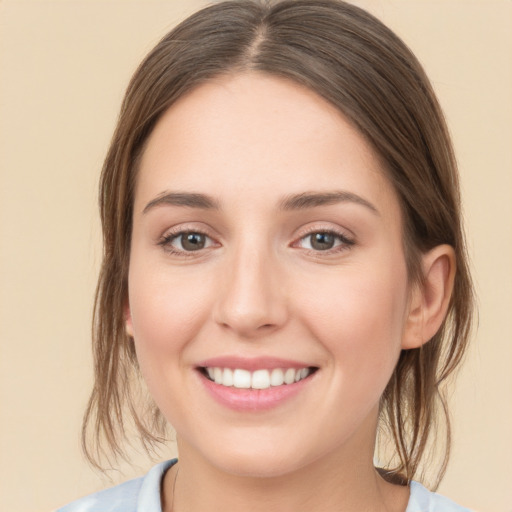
56, 459, 472, 512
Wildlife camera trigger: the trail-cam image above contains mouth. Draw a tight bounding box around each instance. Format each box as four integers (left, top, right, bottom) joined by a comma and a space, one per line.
196, 357, 320, 411
198, 366, 318, 390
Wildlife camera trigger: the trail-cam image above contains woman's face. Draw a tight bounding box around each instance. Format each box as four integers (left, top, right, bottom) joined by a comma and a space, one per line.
127, 72, 414, 477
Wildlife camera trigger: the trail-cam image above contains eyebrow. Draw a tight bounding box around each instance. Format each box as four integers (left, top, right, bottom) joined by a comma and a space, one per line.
142, 190, 379, 215
143, 192, 221, 214
279, 191, 379, 215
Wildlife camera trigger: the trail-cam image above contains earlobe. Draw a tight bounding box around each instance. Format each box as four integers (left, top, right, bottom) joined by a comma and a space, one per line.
125, 302, 134, 338
401, 245, 456, 350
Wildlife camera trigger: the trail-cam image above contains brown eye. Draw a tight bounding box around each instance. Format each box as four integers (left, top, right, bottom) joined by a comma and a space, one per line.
159, 228, 218, 256
296, 230, 354, 252
179, 232, 207, 251
309, 232, 335, 250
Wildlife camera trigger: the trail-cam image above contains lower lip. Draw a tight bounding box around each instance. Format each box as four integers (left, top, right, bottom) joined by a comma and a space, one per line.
198, 371, 313, 411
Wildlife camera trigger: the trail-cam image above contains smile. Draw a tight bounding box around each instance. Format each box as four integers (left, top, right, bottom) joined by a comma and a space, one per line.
202, 367, 315, 389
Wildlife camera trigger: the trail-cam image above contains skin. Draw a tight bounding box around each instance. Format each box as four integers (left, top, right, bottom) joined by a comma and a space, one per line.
126, 72, 455, 512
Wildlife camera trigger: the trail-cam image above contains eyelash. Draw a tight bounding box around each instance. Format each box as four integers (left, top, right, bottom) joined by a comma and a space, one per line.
157, 227, 355, 257
293, 227, 355, 255
157, 228, 216, 258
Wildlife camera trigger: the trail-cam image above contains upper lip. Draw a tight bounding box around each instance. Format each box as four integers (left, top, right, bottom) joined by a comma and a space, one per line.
196, 356, 316, 371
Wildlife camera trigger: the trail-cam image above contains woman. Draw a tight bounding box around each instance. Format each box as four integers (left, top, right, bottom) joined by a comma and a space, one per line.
58, 0, 474, 510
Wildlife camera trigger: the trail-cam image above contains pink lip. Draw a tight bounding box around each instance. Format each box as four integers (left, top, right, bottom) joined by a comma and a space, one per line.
199, 373, 312, 411
196, 356, 311, 371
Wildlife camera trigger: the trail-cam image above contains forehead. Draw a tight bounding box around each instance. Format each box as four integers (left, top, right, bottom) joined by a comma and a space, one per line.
135, 72, 399, 219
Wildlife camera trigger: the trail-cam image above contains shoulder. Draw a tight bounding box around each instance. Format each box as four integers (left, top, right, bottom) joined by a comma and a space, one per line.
407, 481, 473, 512
56, 477, 143, 512
55, 459, 177, 512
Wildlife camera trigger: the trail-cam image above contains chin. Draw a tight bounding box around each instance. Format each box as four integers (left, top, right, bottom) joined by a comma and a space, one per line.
217, 453, 304, 479
176, 430, 301, 478
196, 436, 317, 479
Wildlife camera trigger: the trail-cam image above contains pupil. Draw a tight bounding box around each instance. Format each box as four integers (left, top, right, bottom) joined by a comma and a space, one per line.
311, 232, 334, 250
182, 233, 205, 251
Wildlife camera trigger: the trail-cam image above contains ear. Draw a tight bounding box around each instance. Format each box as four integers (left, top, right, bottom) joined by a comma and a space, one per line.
125, 301, 134, 338
401, 244, 456, 350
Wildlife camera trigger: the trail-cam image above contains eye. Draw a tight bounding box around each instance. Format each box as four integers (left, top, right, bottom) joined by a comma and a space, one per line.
296, 230, 354, 252
160, 231, 215, 253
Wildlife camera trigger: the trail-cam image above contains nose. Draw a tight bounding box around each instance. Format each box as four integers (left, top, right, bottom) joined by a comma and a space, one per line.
213, 243, 288, 338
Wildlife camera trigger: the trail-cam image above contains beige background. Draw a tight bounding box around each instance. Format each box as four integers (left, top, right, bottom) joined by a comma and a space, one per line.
1, 1, 511, 511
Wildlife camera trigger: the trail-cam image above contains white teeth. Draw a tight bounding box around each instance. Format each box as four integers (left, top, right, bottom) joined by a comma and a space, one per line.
270, 368, 284, 386
233, 369, 251, 389
284, 368, 296, 385
252, 369, 270, 389
204, 366, 312, 389
214, 367, 223, 384
222, 368, 233, 387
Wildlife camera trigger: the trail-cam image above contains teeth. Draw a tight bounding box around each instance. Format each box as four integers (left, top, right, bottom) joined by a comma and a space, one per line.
251, 369, 270, 389
270, 368, 284, 386
223, 368, 234, 387
204, 367, 313, 389
233, 369, 251, 389
214, 367, 223, 384
284, 368, 295, 385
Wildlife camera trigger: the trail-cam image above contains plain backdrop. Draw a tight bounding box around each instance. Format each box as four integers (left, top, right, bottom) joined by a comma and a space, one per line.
0, 1, 511, 511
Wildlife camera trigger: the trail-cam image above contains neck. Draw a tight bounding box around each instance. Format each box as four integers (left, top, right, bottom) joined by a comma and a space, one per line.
162, 438, 409, 512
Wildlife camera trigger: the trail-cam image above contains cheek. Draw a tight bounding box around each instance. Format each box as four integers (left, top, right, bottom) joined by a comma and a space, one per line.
297, 259, 409, 378
126, 261, 218, 425
127, 258, 213, 371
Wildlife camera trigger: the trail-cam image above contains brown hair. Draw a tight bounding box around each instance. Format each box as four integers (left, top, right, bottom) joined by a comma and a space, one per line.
82, 0, 474, 488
